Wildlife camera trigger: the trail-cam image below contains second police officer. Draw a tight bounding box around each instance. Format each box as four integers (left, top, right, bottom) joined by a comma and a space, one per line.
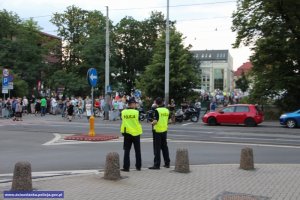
120, 97, 142, 172
149, 97, 171, 169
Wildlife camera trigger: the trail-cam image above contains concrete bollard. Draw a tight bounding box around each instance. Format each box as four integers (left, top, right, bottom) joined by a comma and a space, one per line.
175, 148, 190, 173
104, 152, 121, 180
240, 147, 254, 170
11, 161, 32, 191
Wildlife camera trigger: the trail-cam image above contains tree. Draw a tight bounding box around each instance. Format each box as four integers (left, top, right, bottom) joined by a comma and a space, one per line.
232, 0, 300, 111
0, 10, 51, 96
51, 6, 108, 95
235, 72, 250, 93
137, 29, 201, 102
112, 12, 171, 94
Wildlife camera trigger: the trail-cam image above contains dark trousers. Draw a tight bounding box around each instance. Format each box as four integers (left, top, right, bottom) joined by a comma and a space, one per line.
153, 131, 170, 168
123, 133, 141, 170
41, 106, 46, 116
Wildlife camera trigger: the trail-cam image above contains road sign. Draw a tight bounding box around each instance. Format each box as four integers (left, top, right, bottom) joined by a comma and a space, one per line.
8, 75, 13, 82
2, 88, 8, 94
8, 82, 13, 90
107, 85, 112, 93
2, 69, 9, 77
2, 77, 9, 87
87, 68, 98, 87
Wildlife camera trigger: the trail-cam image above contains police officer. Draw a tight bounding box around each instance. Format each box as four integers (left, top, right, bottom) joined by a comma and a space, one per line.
149, 97, 170, 170
120, 97, 142, 172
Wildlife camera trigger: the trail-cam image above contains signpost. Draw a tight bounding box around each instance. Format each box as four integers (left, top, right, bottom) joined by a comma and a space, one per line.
87, 68, 98, 137
2, 69, 10, 98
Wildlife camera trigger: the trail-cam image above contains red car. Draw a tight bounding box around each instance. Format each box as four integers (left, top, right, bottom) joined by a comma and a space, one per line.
202, 104, 264, 127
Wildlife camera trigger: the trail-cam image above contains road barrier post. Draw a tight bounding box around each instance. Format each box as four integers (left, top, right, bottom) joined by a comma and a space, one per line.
175, 148, 190, 173
240, 147, 254, 170
88, 115, 95, 137
104, 152, 121, 180
11, 161, 32, 191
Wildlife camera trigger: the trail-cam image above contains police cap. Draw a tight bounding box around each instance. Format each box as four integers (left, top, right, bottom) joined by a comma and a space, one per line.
128, 97, 137, 104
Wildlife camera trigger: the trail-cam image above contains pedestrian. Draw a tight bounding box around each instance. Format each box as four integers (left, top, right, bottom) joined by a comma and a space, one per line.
40, 97, 47, 116
29, 94, 36, 114
120, 97, 142, 172
168, 98, 176, 124
11, 97, 17, 119
118, 99, 124, 119
66, 101, 74, 122
210, 101, 216, 112
22, 96, 28, 114
51, 97, 58, 115
14, 98, 23, 121
35, 99, 41, 116
149, 97, 170, 170
85, 101, 92, 120
194, 99, 201, 120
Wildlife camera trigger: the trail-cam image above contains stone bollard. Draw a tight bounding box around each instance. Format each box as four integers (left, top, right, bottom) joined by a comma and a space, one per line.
11, 161, 32, 191
240, 147, 254, 170
175, 148, 190, 173
104, 152, 121, 180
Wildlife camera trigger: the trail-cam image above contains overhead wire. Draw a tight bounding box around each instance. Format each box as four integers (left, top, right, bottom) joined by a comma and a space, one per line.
21, 0, 236, 20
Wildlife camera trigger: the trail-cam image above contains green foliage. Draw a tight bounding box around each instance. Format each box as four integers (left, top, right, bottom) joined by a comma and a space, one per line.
51, 6, 108, 94
137, 29, 201, 103
48, 70, 89, 96
112, 12, 171, 94
0, 10, 52, 96
235, 72, 250, 93
232, 0, 300, 111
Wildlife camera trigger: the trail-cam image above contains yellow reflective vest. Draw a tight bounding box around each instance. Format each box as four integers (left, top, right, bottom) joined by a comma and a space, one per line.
154, 107, 169, 133
120, 109, 142, 136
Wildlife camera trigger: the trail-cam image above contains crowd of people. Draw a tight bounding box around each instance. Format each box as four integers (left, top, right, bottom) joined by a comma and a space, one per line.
0, 94, 144, 122
0, 89, 244, 123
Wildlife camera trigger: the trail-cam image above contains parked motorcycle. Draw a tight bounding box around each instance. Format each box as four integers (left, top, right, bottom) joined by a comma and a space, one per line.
138, 107, 147, 121
175, 109, 184, 122
175, 107, 198, 122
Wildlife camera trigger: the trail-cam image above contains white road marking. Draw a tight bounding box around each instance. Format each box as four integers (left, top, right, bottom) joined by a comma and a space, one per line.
214, 136, 300, 142
43, 133, 61, 145
43, 134, 300, 149
182, 123, 194, 126
43, 133, 154, 145
172, 140, 300, 149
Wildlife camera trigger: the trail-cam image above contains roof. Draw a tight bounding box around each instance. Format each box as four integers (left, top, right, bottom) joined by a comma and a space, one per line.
234, 62, 253, 77
40, 31, 61, 40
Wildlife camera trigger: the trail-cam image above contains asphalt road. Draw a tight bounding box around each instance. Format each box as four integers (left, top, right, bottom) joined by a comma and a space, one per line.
0, 115, 300, 174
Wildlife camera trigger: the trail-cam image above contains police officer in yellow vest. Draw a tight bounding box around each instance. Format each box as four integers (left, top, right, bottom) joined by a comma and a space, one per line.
149, 97, 170, 170
120, 97, 142, 172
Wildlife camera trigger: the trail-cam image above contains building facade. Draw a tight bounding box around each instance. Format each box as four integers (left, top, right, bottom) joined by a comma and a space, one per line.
191, 50, 233, 93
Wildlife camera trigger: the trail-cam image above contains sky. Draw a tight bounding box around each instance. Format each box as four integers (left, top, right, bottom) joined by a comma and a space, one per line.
0, 0, 252, 70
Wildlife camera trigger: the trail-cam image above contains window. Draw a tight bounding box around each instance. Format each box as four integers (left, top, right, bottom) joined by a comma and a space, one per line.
235, 106, 250, 112
222, 107, 235, 113
214, 69, 224, 90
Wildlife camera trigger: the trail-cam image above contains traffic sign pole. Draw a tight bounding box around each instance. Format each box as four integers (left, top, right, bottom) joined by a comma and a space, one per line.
87, 68, 98, 137
91, 86, 94, 115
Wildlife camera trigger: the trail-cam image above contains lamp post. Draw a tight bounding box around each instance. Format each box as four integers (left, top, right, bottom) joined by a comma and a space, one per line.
165, 0, 170, 105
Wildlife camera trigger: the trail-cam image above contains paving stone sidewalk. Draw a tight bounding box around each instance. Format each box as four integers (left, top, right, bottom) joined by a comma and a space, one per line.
1, 164, 300, 200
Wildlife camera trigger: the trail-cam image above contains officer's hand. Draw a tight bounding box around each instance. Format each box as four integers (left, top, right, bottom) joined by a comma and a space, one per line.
152, 120, 157, 125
